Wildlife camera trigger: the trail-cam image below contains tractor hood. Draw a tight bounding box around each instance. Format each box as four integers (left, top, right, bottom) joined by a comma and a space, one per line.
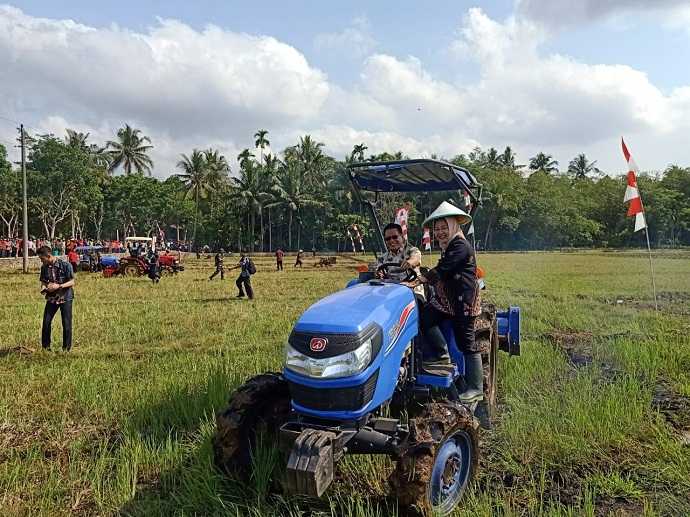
293, 282, 416, 335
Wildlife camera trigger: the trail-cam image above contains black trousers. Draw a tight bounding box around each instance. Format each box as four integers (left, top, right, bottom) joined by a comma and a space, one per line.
42, 301, 73, 350
421, 304, 478, 354
236, 275, 254, 299
276, 260, 283, 271
210, 266, 224, 279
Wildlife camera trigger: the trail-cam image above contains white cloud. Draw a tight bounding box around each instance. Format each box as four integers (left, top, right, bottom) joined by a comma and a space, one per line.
515, 0, 689, 27
314, 16, 377, 59
0, 5, 329, 160
2, 4, 690, 176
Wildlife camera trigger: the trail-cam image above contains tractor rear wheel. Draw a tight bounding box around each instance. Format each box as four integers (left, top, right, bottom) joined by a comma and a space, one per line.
390, 402, 479, 516
213, 373, 291, 484
122, 264, 139, 277
474, 305, 498, 429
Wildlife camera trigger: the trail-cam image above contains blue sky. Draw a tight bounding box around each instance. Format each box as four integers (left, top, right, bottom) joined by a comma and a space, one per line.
2, 0, 690, 174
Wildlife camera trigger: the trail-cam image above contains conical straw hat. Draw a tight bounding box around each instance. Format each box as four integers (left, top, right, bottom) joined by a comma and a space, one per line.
422, 201, 472, 227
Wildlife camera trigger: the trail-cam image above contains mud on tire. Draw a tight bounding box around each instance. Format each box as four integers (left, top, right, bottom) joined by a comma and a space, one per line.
475, 304, 498, 428
213, 372, 291, 480
389, 402, 479, 516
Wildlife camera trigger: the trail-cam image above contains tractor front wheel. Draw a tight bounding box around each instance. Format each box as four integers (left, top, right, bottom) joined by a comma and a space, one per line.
213, 373, 291, 484
390, 402, 479, 516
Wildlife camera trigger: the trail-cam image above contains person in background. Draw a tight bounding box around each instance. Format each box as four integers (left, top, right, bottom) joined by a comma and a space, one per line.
146, 248, 160, 283
294, 249, 304, 268
209, 248, 225, 280
228, 252, 254, 299
67, 248, 79, 273
37, 246, 75, 352
275, 248, 284, 271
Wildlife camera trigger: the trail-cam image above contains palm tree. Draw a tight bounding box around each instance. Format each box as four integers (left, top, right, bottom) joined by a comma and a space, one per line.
529, 152, 559, 174
65, 129, 90, 150
296, 135, 326, 188
204, 148, 230, 190
261, 153, 281, 251
106, 124, 154, 175
230, 160, 265, 252
254, 129, 270, 163
568, 153, 600, 180
176, 150, 209, 251
499, 146, 517, 169
267, 157, 323, 250
484, 147, 501, 169
350, 143, 368, 162
237, 149, 255, 170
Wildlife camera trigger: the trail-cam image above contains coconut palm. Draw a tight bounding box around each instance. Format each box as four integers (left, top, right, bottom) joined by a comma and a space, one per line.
237, 149, 255, 170
176, 149, 209, 251
296, 135, 326, 188
568, 153, 600, 180
499, 146, 517, 169
484, 147, 502, 169
254, 129, 270, 163
267, 157, 323, 250
204, 148, 230, 190
529, 152, 559, 174
106, 124, 154, 175
65, 129, 90, 150
230, 160, 265, 252
350, 143, 368, 162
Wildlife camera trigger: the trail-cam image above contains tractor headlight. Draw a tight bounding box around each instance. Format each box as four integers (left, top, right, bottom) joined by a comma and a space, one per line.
285, 339, 372, 379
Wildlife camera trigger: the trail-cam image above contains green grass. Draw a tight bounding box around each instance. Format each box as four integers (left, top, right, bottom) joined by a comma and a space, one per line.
1, 251, 690, 516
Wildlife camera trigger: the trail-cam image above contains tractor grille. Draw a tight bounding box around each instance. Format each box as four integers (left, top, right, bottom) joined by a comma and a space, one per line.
289, 371, 379, 412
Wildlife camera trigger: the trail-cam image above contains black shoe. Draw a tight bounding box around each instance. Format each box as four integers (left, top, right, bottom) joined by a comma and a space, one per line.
42, 346, 51, 352
236, 293, 245, 298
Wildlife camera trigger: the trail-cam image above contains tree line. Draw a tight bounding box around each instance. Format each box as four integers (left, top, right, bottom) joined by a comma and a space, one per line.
1, 126, 689, 252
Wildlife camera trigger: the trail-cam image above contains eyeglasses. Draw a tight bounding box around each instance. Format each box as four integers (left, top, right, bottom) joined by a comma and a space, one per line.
384, 235, 400, 241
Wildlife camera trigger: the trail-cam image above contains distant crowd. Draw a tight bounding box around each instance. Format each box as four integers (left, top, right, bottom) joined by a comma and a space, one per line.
0, 238, 192, 258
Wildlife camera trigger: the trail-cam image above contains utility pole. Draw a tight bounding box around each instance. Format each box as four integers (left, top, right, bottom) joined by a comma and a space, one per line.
20, 125, 29, 273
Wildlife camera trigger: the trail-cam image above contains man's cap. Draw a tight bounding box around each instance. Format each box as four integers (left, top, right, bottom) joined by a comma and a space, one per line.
422, 201, 472, 227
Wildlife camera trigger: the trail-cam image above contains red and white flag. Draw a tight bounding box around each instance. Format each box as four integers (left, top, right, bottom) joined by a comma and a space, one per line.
395, 206, 409, 240
621, 138, 647, 233
422, 227, 431, 251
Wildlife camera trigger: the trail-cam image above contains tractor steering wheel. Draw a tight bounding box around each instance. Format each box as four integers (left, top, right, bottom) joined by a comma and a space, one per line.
377, 262, 418, 283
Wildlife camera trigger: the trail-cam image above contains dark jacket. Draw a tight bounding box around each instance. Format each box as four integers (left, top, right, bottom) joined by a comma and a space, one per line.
425, 235, 477, 315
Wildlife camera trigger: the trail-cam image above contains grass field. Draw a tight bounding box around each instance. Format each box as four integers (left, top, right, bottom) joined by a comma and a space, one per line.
1, 251, 690, 516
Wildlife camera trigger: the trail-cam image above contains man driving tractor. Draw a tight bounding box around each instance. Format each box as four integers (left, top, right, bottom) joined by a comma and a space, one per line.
375, 222, 422, 283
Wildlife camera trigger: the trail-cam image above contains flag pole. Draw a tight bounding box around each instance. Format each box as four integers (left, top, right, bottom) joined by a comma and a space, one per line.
642, 217, 658, 311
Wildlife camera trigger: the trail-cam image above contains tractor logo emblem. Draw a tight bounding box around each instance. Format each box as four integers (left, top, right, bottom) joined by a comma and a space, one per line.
309, 337, 328, 352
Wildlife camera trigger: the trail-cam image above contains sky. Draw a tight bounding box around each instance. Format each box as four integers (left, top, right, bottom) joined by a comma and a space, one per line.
1, 0, 689, 177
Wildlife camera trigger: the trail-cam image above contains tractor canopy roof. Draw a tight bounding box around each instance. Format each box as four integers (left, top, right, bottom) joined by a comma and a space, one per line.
348, 159, 478, 193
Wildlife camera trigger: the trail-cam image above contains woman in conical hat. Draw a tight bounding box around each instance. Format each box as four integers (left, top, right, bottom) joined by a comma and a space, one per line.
408, 201, 483, 403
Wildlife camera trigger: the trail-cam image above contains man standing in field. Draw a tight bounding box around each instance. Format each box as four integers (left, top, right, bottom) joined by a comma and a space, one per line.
37, 246, 75, 352
294, 249, 304, 268
275, 248, 284, 271
229, 252, 254, 299
209, 248, 225, 280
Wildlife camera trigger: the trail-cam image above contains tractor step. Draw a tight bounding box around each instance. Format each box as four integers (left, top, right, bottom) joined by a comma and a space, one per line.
416, 365, 457, 388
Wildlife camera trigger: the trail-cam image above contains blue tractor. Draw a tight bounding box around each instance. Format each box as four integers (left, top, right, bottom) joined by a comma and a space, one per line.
213, 159, 521, 515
